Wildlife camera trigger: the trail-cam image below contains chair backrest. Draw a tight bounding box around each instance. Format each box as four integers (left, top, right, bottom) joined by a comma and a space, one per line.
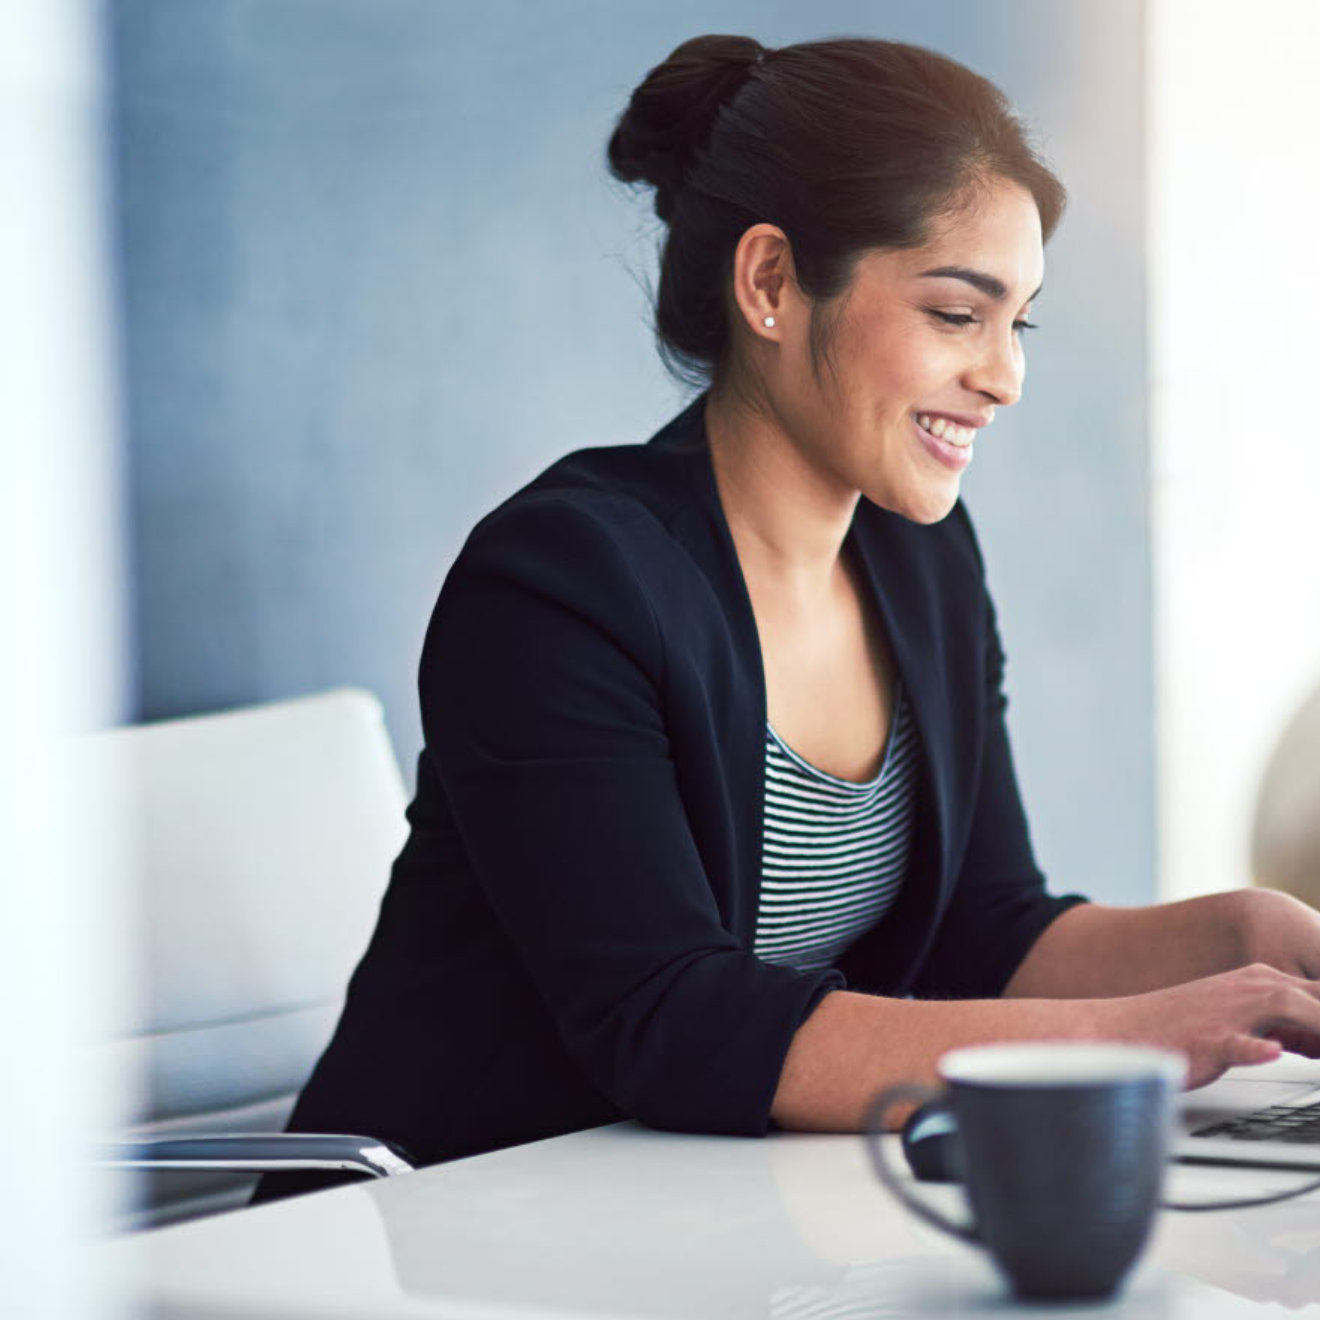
93, 688, 408, 1224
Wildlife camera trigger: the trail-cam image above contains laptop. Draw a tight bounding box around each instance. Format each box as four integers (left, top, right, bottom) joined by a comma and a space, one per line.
1177, 1054, 1320, 1170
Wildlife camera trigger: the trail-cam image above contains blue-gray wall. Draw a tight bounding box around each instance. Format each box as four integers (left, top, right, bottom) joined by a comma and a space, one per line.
112, 0, 1152, 903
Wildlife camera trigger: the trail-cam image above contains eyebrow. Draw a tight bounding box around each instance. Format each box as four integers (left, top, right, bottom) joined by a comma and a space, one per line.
919, 265, 1043, 304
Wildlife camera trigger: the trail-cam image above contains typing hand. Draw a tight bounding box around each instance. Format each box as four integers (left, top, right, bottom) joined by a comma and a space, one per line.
1102, 963, 1320, 1089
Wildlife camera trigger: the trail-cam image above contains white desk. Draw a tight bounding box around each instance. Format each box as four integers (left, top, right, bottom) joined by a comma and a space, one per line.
106, 1075, 1320, 1318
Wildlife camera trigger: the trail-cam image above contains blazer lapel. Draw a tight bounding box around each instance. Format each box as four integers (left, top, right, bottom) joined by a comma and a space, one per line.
848, 510, 953, 891
842, 509, 956, 989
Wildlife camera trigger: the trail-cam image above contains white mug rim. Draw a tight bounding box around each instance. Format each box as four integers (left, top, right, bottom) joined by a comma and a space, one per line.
939, 1041, 1187, 1088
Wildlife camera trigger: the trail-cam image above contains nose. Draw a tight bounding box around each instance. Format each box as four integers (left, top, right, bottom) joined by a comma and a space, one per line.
963, 331, 1024, 408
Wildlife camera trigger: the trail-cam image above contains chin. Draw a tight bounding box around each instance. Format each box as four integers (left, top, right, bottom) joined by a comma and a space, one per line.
868, 482, 961, 526
910, 495, 960, 526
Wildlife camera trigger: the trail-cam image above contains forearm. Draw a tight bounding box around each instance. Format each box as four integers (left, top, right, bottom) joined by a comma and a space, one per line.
770, 890, 1320, 1132
1001, 893, 1258, 1000
769, 988, 1104, 1131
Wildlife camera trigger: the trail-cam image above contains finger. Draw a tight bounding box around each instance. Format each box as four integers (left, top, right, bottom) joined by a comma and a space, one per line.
1282, 971, 1320, 998
1244, 966, 1320, 996
1252, 984, 1320, 1038
1189, 1034, 1282, 1090
1287, 984, 1320, 1027
1226, 1034, 1283, 1068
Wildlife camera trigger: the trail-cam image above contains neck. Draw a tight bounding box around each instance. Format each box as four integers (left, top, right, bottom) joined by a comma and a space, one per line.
704, 383, 860, 602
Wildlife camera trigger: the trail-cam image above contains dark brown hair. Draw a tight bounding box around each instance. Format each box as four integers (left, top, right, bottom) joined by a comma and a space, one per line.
607, 34, 1066, 385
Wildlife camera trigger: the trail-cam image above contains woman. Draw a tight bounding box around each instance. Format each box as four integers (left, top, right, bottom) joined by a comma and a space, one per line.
266, 34, 1320, 1195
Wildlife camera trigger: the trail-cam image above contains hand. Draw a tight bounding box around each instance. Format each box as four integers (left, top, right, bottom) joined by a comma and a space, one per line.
1099, 963, 1320, 1089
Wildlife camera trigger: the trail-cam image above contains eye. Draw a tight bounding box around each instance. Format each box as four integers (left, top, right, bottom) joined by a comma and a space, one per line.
927, 310, 976, 327
928, 308, 1039, 334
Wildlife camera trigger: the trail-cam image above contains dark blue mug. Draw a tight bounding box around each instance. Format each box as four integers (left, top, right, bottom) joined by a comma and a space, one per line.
865, 1043, 1185, 1301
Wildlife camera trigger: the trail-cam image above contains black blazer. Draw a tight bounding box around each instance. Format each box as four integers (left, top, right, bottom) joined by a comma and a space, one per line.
282, 395, 1084, 1170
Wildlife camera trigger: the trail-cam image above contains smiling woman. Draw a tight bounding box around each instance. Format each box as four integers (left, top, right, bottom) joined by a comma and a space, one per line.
255, 33, 1320, 1202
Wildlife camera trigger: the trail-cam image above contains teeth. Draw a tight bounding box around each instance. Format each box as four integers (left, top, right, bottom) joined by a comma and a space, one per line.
917, 414, 975, 448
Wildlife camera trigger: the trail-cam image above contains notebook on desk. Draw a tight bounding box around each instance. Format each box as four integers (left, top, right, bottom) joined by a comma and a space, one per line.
1177, 1055, 1320, 1170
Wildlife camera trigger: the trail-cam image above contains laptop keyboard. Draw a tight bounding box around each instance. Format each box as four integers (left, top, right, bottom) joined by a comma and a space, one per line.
1193, 1100, 1320, 1143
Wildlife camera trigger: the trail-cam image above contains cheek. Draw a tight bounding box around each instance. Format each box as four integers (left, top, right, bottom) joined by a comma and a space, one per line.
862, 329, 948, 405
827, 313, 944, 418
868, 358, 939, 419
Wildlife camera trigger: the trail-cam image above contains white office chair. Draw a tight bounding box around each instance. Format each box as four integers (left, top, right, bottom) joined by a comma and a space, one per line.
88, 688, 415, 1228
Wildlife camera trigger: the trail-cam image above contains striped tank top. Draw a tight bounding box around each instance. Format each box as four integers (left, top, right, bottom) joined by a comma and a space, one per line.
753, 686, 918, 971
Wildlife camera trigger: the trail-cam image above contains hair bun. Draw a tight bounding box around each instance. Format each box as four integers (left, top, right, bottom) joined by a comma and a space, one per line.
608, 34, 766, 222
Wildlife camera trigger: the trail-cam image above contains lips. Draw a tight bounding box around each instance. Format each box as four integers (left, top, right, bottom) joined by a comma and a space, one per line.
912, 414, 974, 472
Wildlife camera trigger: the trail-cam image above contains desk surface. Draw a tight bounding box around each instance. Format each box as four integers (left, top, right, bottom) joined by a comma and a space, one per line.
107, 1067, 1320, 1319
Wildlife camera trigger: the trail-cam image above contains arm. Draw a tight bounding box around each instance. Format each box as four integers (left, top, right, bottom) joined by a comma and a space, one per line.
772, 522, 1320, 1128
770, 739, 1320, 1128
1003, 888, 1320, 998
771, 962, 1320, 1129
772, 888, 1320, 1128
426, 498, 842, 1135
770, 990, 1106, 1131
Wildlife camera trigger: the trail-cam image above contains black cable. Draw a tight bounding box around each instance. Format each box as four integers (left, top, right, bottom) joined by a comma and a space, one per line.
1163, 1170, 1320, 1212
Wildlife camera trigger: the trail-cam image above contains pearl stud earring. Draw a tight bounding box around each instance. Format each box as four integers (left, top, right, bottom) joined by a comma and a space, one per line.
763, 316, 776, 329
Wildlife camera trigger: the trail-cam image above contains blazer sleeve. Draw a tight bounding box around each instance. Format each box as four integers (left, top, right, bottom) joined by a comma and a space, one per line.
422, 495, 843, 1135
908, 524, 1088, 999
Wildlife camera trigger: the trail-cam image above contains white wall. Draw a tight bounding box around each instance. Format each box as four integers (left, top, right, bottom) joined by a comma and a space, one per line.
0, 1, 131, 1314
1149, 0, 1320, 899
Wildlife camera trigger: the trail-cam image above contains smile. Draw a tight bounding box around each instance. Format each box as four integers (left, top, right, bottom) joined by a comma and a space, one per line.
916, 413, 976, 447
912, 414, 975, 472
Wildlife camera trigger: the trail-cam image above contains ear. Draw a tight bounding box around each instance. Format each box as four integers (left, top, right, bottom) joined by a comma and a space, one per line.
728, 224, 804, 343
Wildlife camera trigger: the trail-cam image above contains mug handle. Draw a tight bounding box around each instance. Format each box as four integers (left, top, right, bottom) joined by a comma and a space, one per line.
864, 1084, 979, 1245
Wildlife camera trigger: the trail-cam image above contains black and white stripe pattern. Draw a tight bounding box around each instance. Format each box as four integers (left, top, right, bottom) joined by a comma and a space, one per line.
753, 687, 918, 972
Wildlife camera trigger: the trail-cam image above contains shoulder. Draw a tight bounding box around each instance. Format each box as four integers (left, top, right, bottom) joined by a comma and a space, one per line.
449, 397, 711, 589
430, 429, 719, 682
461, 395, 708, 553
456, 442, 695, 590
